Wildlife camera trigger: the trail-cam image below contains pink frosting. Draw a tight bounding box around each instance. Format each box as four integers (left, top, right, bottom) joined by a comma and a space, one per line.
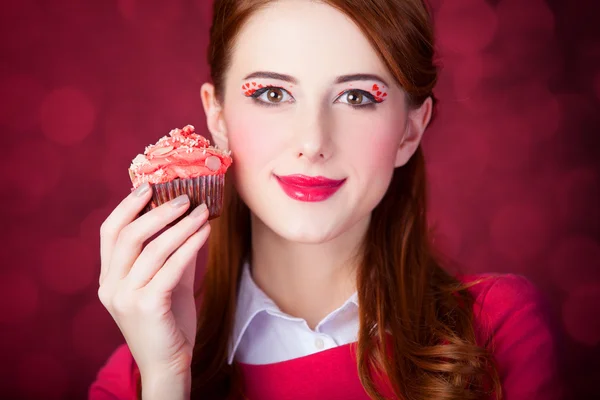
128, 125, 232, 187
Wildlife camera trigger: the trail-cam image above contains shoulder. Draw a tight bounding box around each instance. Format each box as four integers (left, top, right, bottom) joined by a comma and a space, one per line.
458, 273, 550, 348
89, 344, 139, 400
461, 273, 542, 322
458, 273, 564, 399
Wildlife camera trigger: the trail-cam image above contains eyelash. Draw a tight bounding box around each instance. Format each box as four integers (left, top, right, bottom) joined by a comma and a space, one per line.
249, 86, 291, 108
248, 85, 381, 109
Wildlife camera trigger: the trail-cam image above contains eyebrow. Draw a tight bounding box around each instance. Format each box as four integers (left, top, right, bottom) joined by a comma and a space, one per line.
334, 73, 388, 87
243, 71, 389, 87
243, 71, 298, 84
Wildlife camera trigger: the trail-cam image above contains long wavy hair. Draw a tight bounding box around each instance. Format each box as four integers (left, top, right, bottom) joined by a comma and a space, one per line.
139, 0, 502, 399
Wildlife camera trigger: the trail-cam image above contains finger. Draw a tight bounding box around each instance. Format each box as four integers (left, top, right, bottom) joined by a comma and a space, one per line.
147, 221, 211, 294
125, 204, 209, 289
100, 183, 152, 284
103, 194, 191, 286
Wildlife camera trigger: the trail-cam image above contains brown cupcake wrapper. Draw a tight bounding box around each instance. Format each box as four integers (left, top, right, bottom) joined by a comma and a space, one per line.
139, 175, 225, 221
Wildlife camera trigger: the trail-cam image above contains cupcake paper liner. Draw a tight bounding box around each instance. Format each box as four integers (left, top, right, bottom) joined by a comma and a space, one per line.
139, 174, 225, 221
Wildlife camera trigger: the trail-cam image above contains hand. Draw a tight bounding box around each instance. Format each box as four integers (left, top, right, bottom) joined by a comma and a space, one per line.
98, 183, 210, 383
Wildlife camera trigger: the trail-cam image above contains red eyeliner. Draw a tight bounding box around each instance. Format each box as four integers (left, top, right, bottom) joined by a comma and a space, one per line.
370, 84, 387, 102
242, 82, 262, 96
242, 83, 386, 102
338, 87, 387, 103
241, 83, 292, 97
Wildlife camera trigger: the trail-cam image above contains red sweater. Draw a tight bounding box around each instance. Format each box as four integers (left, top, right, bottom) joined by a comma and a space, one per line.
89, 274, 563, 399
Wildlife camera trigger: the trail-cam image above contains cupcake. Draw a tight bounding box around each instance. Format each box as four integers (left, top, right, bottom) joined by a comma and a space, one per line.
128, 125, 232, 220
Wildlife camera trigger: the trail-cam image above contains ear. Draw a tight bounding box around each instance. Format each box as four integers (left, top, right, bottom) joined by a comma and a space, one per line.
200, 82, 229, 150
394, 96, 433, 167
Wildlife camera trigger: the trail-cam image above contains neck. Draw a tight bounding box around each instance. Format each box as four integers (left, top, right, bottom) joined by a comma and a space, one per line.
250, 214, 369, 329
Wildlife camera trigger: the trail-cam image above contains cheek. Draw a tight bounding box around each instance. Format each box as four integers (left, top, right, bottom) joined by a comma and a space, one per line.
224, 110, 286, 175
337, 116, 402, 173
369, 130, 402, 168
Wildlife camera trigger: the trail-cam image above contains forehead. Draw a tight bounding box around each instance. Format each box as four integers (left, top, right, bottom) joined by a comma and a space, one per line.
229, 0, 390, 83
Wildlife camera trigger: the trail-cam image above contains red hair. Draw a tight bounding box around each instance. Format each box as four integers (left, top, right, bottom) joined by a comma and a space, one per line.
141, 1, 502, 399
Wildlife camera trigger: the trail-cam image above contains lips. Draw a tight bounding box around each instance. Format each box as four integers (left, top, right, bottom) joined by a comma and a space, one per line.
275, 174, 346, 202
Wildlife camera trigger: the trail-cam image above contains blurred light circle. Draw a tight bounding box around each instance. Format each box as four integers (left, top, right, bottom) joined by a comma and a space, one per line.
0, 271, 39, 324
72, 301, 122, 361
562, 285, 600, 346
117, 0, 135, 20
0, 74, 46, 132
40, 238, 96, 295
550, 236, 600, 292
17, 353, 69, 399
40, 86, 96, 146
490, 200, 553, 262
436, 0, 498, 55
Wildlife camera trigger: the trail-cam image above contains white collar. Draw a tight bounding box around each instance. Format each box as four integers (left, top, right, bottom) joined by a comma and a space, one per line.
228, 262, 359, 364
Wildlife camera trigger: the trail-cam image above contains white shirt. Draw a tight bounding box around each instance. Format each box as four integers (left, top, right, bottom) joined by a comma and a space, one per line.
228, 262, 360, 365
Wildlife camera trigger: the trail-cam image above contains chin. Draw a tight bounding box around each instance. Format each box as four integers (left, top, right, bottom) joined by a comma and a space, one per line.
276, 225, 339, 244
267, 213, 343, 244
239, 178, 371, 245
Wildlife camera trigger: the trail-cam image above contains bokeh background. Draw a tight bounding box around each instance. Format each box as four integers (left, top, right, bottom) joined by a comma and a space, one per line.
1, 0, 598, 398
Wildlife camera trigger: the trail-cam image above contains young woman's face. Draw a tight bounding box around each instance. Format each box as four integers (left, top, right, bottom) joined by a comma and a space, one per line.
207, 0, 429, 244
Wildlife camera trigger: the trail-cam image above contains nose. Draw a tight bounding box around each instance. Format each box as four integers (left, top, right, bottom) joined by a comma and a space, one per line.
294, 107, 333, 162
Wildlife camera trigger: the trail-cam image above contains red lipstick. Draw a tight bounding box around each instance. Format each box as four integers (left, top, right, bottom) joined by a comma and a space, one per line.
275, 174, 346, 202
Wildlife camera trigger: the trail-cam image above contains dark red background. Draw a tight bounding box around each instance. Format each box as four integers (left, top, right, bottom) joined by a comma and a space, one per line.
1, 0, 599, 398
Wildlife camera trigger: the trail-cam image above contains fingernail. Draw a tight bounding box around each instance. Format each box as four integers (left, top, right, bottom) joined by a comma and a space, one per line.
170, 195, 190, 207
190, 203, 208, 218
133, 183, 150, 197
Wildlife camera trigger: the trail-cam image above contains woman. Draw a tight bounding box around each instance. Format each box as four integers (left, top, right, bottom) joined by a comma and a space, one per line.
91, 0, 562, 399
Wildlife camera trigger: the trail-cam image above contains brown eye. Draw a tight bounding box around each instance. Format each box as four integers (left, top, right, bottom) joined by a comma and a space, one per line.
346, 90, 363, 105
266, 88, 284, 103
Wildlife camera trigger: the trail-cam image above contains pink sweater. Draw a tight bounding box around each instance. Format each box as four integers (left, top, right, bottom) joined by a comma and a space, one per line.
89, 274, 563, 399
